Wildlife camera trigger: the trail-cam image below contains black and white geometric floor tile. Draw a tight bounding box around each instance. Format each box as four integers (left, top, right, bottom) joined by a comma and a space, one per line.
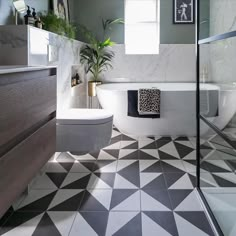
0, 128, 218, 236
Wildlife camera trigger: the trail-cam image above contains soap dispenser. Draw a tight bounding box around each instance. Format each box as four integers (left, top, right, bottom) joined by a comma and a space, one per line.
32, 8, 37, 20
24, 5, 34, 26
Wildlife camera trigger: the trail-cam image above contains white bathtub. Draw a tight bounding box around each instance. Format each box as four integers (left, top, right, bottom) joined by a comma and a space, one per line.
97, 83, 236, 136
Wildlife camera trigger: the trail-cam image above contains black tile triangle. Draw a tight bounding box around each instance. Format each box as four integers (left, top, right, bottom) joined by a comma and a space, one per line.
141, 142, 157, 149
204, 162, 231, 173
48, 191, 84, 211
168, 190, 192, 209
139, 150, 157, 160
212, 174, 236, 187
120, 150, 139, 160
142, 162, 162, 172
89, 151, 100, 159
164, 172, 186, 188
79, 162, 96, 172
118, 161, 140, 187
158, 150, 179, 160
18, 191, 57, 212
188, 174, 197, 187
58, 162, 74, 172
122, 142, 139, 149
79, 191, 108, 211
161, 161, 184, 173
94, 161, 116, 172
32, 213, 61, 236
0, 207, 13, 227
122, 135, 136, 141
175, 137, 189, 141
147, 136, 155, 140
94, 173, 116, 187
111, 135, 122, 141
174, 142, 194, 159
62, 174, 91, 189
144, 211, 178, 236
176, 212, 215, 236
113, 213, 142, 236
0, 212, 43, 235
142, 174, 167, 190
80, 212, 109, 236
103, 149, 120, 158
46, 173, 67, 188
110, 189, 138, 209
156, 139, 172, 149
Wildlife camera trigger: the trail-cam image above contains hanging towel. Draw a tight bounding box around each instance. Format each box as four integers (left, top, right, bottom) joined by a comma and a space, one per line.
138, 88, 161, 115
128, 91, 160, 118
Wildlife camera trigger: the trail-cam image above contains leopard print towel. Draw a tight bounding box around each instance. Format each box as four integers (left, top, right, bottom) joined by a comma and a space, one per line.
138, 88, 161, 115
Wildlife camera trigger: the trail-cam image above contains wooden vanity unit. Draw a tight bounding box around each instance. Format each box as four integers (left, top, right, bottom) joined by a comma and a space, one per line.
0, 66, 57, 217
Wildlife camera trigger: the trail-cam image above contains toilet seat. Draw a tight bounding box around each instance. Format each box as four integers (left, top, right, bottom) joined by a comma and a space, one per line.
57, 109, 113, 125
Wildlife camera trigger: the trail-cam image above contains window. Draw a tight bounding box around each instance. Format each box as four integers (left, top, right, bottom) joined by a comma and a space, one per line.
125, 0, 160, 54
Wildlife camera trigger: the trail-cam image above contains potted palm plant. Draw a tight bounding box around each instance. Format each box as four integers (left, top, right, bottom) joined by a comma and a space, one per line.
79, 19, 123, 97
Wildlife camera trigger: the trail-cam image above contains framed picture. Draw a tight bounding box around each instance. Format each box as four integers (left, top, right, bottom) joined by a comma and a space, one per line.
173, 0, 195, 24
52, 0, 70, 22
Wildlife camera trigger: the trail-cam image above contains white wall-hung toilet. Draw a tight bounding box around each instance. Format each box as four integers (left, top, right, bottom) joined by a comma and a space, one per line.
56, 109, 113, 155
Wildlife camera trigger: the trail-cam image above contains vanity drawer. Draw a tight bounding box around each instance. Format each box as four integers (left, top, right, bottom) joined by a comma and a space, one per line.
0, 118, 56, 217
0, 69, 57, 147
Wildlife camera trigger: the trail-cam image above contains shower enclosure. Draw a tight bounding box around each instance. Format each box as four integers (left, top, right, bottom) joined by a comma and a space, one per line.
197, 0, 236, 235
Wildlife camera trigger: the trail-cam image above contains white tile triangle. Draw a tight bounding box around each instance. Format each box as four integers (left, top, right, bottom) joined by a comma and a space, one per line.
142, 213, 172, 236
87, 174, 112, 189
140, 173, 162, 188
169, 174, 193, 190
174, 213, 209, 236
163, 160, 186, 172
117, 160, 136, 172
112, 130, 121, 138
31, 174, 58, 190
120, 141, 136, 149
70, 162, 91, 172
48, 189, 83, 209
94, 162, 117, 173
61, 173, 89, 188
139, 160, 158, 172
141, 149, 159, 159
214, 173, 236, 184
139, 140, 154, 149
106, 212, 139, 236
69, 213, 98, 236
183, 150, 197, 160
200, 173, 218, 186
175, 141, 194, 148
17, 190, 55, 209
111, 191, 140, 211
88, 189, 112, 210
206, 160, 232, 171
48, 212, 76, 236
114, 174, 138, 189
119, 149, 137, 159
104, 141, 121, 150
1, 213, 44, 236
159, 142, 180, 158
45, 163, 67, 173
98, 150, 116, 160
141, 191, 171, 211
175, 190, 203, 211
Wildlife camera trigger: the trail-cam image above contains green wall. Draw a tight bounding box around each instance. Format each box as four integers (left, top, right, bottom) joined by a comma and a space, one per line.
70, 0, 195, 44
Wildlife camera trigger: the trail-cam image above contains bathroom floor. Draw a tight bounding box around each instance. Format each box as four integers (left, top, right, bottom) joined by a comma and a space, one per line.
0, 127, 217, 236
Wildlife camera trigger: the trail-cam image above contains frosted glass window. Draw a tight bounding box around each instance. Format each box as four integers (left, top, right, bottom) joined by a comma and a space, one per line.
125, 0, 160, 54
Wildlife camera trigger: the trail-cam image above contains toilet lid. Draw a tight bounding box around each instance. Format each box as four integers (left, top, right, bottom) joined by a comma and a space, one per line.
57, 109, 113, 125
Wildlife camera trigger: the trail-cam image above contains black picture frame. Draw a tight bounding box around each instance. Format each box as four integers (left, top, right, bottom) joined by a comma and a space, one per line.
173, 0, 195, 24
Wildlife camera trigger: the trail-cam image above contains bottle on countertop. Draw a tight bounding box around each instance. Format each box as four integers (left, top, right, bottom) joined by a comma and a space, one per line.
32, 8, 37, 20
24, 5, 35, 26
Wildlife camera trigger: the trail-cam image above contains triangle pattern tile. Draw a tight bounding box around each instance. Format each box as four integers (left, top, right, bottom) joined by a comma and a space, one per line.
46, 173, 67, 188
31, 174, 58, 190
102, 149, 120, 159
106, 212, 140, 236
69, 162, 92, 173
119, 149, 137, 159
80, 190, 111, 211
168, 190, 193, 210
159, 142, 180, 159
116, 160, 136, 172
143, 211, 178, 236
47, 211, 76, 236
200, 173, 219, 187
174, 142, 195, 159
122, 141, 139, 149
48, 190, 84, 211
158, 150, 179, 160
139, 150, 159, 160
70, 153, 96, 161
175, 137, 189, 141
175, 212, 215, 236
44, 162, 67, 173
139, 160, 159, 172
142, 213, 172, 236
140, 173, 162, 188
141, 173, 167, 190
97, 150, 117, 160
165, 173, 194, 190
162, 160, 186, 172
61, 173, 91, 189
93, 160, 117, 173
204, 161, 232, 173
111, 190, 140, 211
121, 134, 137, 141
56, 152, 75, 163
118, 161, 140, 187
120, 141, 137, 149
206, 160, 232, 172
113, 213, 142, 236
113, 174, 138, 189
93, 173, 116, 188
119, 150, 139, 159
0, 212, 43, 236
139, 140, 156, 149
156, 138, 172, 149
87, 173, 112, 189
183, 150, 197, 160
140, 161, 162, 172
31, 213, 61, 236
17, 191, 57, 212
48, 189, 84, 210
110, 189, 137, 210
141, 190, 171, 211
103, 140, 121, 150
140, 141, 157, 150
89, 150, 102, 159
212, 174, 236, 187
58, 162, 74, 172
